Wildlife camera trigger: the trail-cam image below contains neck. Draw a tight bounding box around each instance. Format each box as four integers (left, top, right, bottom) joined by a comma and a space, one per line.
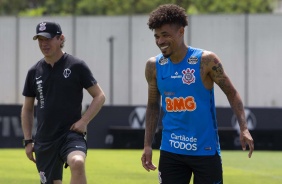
45, 51, 64, 66
170, 44, 188, 64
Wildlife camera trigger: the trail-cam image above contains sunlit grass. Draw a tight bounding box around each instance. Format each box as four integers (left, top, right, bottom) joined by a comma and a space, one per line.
0, 149, 281, 184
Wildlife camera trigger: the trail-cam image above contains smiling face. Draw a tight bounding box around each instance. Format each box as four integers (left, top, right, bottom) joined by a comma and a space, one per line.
154, 24, 184, 59
37, 35, 63, 60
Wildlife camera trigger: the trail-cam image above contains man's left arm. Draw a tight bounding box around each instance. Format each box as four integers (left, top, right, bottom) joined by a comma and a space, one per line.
70, 84, 106, 133
205, 51, 254, 158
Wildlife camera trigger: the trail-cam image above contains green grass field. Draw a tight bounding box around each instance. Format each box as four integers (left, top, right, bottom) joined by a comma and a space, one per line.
0, 149, 281, 184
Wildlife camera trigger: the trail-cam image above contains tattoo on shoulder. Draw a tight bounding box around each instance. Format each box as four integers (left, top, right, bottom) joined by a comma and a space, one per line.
212, 63, 223, 75
201, 52, 224, 76
209, 54, 224, 78
145, 61, 156, 82
213, 57, 220, 64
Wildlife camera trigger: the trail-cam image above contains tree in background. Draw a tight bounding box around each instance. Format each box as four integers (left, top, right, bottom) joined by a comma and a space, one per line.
0, 0, 276, 16
0, 0, 29, 15
191, 0, 274, 14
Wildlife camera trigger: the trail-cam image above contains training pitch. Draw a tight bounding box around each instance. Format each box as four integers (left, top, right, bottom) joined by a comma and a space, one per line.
0, 149, 281, 184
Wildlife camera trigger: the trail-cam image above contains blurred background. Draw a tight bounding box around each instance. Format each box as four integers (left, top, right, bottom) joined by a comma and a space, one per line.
0, 0, 282, 150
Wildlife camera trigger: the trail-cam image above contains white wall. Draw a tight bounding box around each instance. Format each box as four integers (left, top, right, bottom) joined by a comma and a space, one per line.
248, 14, 282, 106
0, 17, 17, 103
0, 14, 281, 108
189, 15, 247, 107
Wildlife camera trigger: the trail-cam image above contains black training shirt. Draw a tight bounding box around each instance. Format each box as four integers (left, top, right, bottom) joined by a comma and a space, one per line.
23, 53, 97, 142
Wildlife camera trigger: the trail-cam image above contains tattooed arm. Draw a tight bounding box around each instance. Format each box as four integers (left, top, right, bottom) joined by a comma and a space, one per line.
201, 51, 254, 158
141, 57, 160, 171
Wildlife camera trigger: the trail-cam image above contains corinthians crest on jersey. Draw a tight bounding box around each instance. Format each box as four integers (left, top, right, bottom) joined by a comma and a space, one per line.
182, 68, 196, 85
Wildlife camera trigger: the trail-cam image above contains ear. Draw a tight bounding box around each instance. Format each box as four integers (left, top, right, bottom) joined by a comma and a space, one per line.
178, 27, 184, 37
60, 34, 65, 41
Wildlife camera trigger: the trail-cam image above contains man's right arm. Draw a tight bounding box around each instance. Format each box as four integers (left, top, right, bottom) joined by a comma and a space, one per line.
21, 97, 35, 140
141, 57, 160, 172
144, 57, 160, 148
21, 96, 36, 163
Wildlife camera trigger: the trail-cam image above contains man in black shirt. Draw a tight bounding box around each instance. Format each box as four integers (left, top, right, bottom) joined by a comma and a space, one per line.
21, 21, 106, 184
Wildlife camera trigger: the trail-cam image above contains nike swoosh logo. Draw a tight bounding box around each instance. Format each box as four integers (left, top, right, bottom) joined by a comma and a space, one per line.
161, 76, 170, 80
36, 76, 42, 80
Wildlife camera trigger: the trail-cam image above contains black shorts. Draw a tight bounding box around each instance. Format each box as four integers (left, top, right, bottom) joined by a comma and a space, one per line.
34, 131, 87, 184
158, 150, 223, 184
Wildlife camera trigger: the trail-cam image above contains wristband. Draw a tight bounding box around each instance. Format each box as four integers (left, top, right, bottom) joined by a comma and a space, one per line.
23, 139, 33, 147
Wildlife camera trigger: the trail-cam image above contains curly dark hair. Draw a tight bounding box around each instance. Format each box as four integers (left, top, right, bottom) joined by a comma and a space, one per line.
148, 4, 188, 30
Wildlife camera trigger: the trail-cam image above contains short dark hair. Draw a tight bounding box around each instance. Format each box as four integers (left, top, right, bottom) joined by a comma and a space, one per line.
148, 4, 188, 30
55, 35, 65, 48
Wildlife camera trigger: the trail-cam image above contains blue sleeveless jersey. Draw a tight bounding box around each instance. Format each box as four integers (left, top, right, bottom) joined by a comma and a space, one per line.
156, 46, 221, 156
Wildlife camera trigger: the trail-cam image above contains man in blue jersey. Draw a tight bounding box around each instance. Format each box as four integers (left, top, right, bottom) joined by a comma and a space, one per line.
141, 4, 254, 184
21, 21, 106, 184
